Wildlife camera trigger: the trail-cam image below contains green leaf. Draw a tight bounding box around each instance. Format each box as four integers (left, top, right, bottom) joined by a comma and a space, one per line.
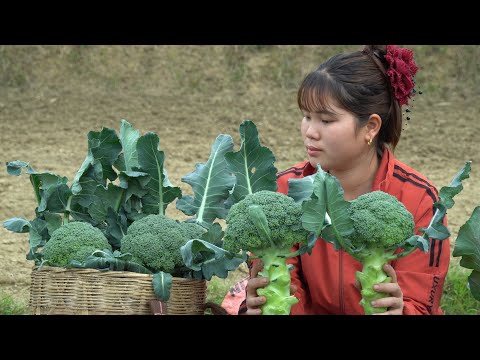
468, 270, 480, 301
88, 127, 122, 182
295, 232, 320, 256
225, 120, 277, 203
43, 212, 62, 236
248, 204, 273, 245
6, 160, 33, 176
69, 200, 96, 225
288, 175, 315, 204
118, 171, 150, 215
73, 163, 102, 208
453, 206, 480, 271
30, 172, 69, 209
113, 153, 126, 172
26, 218, 48, 262
323, 168, 354, 243
176, 134, 235, 224
137, 132, 182, 215
152, 272, 173, 301
38, 183, 72, 213
423, 162, 471, 241
419, 206, 450, 241
321, 224, 342, 250
181, 239, 245, 280
119, 170, 150, 190
301, 172, 327, 238
77, 249, 152, 274
119, 119, 141, 172
301, 165, 354, 253
200, 222, 224, 247
89, 183, 125, 222
437, 161, 471, 209
71, 153, 94, 194
104, 207, 128, 249
402, 235, 430, 252
3, 218, 30, 233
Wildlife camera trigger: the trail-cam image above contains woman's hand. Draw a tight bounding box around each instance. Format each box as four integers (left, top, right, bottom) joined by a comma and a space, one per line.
245, 260, 297, 315
245, 260, 268, 315
371, 264, 404, 315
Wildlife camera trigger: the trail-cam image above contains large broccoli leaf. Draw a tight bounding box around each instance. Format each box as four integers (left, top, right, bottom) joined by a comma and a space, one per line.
136, 132, 182, 215
176, 134, 235, 225
453, 206, 480, 301
301, 165, 354, 251
225, 120, 277, 203
421, 161, 471, 241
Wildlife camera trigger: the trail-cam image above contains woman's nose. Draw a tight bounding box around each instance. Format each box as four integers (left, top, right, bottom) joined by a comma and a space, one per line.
305, 123, 320, 139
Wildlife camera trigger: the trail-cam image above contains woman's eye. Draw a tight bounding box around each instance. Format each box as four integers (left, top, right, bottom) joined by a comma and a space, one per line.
322, 120, 332, 124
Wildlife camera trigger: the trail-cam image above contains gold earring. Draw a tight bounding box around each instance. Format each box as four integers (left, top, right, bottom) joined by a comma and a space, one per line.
367, 138, 372, 146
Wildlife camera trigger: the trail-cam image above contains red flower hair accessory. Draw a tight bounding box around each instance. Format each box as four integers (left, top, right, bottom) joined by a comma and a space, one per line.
384, 45, 418, 106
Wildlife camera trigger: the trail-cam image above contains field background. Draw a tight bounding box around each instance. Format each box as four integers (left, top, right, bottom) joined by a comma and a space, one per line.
0, 45, 478, 314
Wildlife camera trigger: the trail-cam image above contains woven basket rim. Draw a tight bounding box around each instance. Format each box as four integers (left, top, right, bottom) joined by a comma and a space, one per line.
31, 265, 205, 282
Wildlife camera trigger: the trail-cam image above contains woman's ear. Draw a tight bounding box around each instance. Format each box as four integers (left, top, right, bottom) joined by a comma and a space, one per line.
365, 113, 382, 141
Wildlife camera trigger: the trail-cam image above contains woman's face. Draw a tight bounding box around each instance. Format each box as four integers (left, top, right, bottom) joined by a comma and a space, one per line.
300, 101, 368, 172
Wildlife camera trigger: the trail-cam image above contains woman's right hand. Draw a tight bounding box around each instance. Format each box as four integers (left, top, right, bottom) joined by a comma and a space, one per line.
245, 260, 269, 315
245, 260, 297, 315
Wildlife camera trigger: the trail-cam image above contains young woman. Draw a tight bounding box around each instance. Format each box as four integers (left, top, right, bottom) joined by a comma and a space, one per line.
231, 45, 449, 315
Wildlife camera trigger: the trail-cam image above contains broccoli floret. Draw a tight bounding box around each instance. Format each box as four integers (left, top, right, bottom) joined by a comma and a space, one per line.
42, 222, 112, 267
347, 191, 416, 314
120, 214, 206, 274
178, 221, 208, 241
223, 190, 309, 315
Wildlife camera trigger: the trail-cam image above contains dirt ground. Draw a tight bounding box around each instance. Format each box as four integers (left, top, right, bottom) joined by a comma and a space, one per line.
0, 45, 479, 309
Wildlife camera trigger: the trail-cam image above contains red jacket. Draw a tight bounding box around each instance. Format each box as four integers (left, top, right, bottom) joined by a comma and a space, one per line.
278, 148, 449, 315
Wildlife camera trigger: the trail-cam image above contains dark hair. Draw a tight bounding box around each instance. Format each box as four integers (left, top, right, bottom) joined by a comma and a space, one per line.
297, 45, 403, 152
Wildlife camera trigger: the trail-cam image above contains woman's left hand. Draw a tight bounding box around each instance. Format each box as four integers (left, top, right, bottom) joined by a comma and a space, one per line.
371, 264, 404, 315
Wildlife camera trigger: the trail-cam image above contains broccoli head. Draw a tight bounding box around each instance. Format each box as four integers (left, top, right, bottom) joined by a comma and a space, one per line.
223, 190, 309, 315
42, 221, 112, 267
349, 191, 415, 250
223, 190, 308, 256
120, 214, 206, 274
347, 191, 416, 314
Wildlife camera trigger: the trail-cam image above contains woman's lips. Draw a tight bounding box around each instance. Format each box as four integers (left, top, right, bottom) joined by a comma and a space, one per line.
306, 146, 322, 156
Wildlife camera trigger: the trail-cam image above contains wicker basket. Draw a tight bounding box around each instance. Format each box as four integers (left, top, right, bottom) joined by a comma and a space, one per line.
29, 266, 208, 315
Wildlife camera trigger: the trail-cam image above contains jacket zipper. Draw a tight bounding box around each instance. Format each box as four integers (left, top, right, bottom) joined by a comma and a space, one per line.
339, 248, 345, 314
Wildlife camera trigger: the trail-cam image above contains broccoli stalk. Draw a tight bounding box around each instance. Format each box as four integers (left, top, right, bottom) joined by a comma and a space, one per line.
355, 247, 392, 314
247, 205, 301, 315
223, 191, 310, 315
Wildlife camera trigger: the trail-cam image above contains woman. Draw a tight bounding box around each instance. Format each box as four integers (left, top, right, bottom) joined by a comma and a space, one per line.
235, 45, 449, 315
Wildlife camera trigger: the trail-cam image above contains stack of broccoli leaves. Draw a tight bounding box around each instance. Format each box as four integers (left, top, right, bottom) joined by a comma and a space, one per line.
3, 120, 244, 301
